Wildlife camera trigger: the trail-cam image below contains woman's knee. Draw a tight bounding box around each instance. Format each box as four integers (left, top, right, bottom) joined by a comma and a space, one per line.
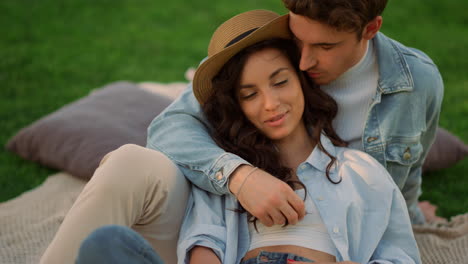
100, 144, 172, 170
91, 144, 184, 193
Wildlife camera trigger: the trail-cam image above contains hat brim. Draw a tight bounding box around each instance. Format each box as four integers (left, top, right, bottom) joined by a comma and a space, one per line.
193, 14, 291, 105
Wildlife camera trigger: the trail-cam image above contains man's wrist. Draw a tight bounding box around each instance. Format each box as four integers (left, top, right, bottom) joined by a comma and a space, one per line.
228, 164, 255, 195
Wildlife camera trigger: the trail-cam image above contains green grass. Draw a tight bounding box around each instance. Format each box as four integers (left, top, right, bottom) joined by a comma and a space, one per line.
1, 0, 467, 218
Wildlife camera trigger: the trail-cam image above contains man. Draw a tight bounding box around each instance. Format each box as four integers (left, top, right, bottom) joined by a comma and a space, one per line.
40, 1, 443, 263
150, 0, 443, 226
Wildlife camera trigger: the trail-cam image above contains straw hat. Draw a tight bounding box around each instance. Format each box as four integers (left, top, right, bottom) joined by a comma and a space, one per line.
193, 10, 291, 105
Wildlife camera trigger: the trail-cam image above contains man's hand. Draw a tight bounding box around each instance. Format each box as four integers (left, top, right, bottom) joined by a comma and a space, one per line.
229, 165, 305, 226
419, 200, 447, 223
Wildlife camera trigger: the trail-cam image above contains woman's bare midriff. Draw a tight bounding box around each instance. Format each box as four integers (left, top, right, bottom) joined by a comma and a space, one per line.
243, 245, 336, 262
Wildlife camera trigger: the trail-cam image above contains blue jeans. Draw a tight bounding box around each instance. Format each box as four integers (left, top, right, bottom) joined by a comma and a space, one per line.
75, 225, 164, 264
241, 251, 314, 264
76, 226, 315, 264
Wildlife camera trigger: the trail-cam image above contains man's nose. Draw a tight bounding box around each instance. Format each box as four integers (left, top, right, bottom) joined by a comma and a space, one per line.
299, 46, 318, 71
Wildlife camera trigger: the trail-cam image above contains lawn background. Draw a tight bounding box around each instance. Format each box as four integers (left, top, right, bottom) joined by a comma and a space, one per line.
1, 0, 467, 218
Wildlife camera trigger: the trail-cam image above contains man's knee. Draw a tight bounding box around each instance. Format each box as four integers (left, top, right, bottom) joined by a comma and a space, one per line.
78, 225, 121, 255
76, 225, 121, 263
76, 225, 164, 264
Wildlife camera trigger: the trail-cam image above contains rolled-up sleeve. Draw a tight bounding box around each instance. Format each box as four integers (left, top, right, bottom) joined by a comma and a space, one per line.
369, 186, 421, 264
177, 186, 228, 264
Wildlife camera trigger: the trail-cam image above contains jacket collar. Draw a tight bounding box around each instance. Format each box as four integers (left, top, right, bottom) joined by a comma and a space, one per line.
373, 32, 414, 94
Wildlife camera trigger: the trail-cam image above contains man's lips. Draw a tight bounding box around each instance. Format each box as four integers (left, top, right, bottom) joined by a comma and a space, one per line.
265, 112, 287, 127
307, 71, 322, 78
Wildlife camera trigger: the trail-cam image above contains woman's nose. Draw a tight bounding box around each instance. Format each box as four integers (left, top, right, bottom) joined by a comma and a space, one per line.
263, 90, 280, 111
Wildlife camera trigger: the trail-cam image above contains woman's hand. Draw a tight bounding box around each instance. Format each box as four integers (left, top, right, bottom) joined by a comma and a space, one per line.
189, 246, 221, 264
229, 165, 306, 226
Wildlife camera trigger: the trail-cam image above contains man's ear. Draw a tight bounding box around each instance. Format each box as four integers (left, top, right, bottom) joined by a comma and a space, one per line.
362, 16, 382, 40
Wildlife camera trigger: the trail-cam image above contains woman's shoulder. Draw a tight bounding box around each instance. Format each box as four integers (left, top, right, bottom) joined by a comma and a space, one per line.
336, 147, 382, 169
335, 147, 397, 189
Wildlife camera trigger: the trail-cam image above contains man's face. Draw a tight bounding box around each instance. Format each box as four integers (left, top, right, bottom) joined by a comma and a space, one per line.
289, 12, 368, 85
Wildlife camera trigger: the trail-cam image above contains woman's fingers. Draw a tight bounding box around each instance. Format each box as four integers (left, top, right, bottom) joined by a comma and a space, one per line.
279, 207, 299, 225
233, 167, 305, 227
288, 192, 306, 221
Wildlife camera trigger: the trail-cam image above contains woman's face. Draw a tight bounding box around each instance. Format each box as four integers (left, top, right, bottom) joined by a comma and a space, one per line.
237, 48, 306, 143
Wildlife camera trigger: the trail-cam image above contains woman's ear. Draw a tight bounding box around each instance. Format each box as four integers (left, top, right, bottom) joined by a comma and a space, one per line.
362, 16, 383, 40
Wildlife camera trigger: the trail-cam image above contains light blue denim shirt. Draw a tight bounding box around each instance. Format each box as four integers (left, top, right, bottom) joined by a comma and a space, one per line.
147, 32, 444, 224
176, 135, 421, 264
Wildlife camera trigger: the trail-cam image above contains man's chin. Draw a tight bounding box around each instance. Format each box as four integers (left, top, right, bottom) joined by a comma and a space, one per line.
307, 73, 332, 85
312, 77, 332, 86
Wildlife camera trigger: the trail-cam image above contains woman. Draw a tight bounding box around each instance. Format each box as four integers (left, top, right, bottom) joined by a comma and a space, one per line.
77, 10, 420, 264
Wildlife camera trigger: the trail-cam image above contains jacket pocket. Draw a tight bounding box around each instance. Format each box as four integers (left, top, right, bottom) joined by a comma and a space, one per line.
386, 141, 423, 165
385, 140, 423, 189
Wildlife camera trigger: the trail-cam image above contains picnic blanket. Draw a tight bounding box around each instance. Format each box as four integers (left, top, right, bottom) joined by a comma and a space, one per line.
1, 172, 467, 264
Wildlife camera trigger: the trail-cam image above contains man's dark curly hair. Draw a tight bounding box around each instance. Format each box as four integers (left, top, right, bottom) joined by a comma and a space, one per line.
283, 0, 388, 39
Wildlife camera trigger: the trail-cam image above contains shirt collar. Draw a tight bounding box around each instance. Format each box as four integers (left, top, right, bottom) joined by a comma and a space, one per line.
305, 134, 340, 181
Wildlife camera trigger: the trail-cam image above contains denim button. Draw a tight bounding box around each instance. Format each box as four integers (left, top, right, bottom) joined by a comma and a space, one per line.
403, 152, 412, 160
403, 147, 412, 160
333, 226, 339, 233
317, 197, 324, 201
367, 137, 378, 143
216, 171, 223, 180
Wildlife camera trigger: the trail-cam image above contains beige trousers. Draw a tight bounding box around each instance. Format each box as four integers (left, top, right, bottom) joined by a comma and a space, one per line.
40, 144, 190, 264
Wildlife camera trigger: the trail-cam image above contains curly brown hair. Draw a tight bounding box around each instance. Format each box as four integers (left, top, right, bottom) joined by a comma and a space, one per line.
283, 0, 388, 39
202, 38, 347, 189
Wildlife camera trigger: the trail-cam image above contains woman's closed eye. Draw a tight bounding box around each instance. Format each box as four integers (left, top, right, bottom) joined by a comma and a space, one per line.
273, 79, 288, 87
240, 91, 257, 100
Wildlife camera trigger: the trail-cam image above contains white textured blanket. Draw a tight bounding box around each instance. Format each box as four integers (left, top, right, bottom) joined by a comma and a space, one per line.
0, 172, 86, 264
1, 172, 467, 264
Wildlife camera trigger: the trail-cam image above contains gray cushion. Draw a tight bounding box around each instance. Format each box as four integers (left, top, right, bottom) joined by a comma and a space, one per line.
6, 81, 172, 180
423, 127, 468, 172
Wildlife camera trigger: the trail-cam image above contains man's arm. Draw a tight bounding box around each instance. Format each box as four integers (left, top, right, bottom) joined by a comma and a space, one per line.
147, 85, 246, 194
402, 56, 444, 224
147, 84, 305, 226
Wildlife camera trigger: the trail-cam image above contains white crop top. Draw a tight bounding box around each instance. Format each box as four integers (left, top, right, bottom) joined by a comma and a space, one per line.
248, 189, 337, 256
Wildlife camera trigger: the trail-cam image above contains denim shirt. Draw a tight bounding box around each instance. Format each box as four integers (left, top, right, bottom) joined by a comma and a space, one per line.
176, 135, 422, 264
147, 32, 444, 224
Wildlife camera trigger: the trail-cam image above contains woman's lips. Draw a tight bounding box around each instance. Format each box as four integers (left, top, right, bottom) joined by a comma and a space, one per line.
265, 113, 287, 127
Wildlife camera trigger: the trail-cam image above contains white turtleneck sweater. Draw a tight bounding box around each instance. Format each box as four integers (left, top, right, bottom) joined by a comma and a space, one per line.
321, 40, 379, 150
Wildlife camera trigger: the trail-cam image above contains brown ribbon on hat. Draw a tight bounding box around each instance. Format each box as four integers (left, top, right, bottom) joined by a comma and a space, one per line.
225, 28, 259, 48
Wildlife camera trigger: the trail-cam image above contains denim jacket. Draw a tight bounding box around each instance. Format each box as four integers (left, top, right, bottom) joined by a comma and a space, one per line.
176, 135, 422, 264
147, 32, 444, 224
